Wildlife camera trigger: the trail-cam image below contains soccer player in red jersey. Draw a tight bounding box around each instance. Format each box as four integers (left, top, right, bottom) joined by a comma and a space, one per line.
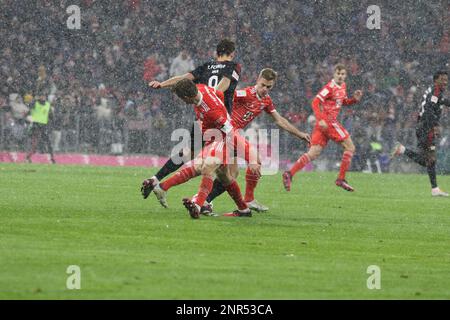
149, 79, 260, 218
201, 68, 310, 214
283, 64, 363, 192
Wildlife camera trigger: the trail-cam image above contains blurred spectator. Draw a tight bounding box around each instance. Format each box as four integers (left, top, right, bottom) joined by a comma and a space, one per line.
0, 0, 447, 171
169, 50, 195, 77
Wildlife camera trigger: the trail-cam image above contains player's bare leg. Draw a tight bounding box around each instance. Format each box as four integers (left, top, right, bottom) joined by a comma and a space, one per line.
336, 137, 356, 192
283, 145, 322, 191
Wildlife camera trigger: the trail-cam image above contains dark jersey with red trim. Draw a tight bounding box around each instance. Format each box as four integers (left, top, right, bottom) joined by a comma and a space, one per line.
190, 60, 241, 114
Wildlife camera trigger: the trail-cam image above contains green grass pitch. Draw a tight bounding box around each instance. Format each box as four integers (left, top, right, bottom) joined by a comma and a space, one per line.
0, 163, 449, 299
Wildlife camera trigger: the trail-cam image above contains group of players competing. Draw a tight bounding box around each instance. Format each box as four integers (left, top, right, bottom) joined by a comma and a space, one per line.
141, 39, 449, 219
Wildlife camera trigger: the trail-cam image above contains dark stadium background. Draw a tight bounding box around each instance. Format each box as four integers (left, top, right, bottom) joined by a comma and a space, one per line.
0, 0, 449, 172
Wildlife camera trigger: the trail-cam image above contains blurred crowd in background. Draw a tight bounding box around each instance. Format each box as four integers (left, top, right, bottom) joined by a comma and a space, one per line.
1, 0, 449, 172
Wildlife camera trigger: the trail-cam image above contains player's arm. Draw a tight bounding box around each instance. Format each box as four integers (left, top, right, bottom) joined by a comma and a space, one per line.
215, 76, 231, 92
311, 97, 324, 120
311, 97, 328, 130
343, 90, 363, 105
148, 73, 195, 89
216, 63, 240, 92
269, 110, 310, 143
313, 85, 334, 129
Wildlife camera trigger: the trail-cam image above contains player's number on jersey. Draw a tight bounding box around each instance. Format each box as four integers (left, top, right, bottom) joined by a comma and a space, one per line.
208, 75, 219, 88
243, 111, 253, 121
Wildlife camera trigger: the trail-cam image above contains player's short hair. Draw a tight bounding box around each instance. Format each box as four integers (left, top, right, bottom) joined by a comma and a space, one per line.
259, 68, 278, 81
334, 64, 347, 72
216, 39, 235, 57
433, 71, 448, 81
173, 79, 198, 98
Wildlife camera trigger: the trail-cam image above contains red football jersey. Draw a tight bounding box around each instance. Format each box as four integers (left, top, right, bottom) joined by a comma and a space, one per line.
315, 79, 352, 121
194, 84, 232, 134
231, 86, 276, 129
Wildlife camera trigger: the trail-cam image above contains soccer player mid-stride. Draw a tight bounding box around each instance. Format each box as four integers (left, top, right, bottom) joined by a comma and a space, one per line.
392, 71, 450, 197
283, 64, 363, 192
148, 79, 261, 218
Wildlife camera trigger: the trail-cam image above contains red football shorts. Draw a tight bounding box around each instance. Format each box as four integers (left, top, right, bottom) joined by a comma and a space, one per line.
197, 131, 255, 165
311, 121, 350, 147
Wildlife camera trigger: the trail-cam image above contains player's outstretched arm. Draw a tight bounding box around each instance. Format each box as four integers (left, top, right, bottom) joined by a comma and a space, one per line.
343, 90, 363, 105
215, 76, 231, 92
270, 111, 311, 143
148, 73, 195, 89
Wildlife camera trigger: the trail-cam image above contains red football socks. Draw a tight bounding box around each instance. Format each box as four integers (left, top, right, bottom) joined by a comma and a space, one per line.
225, 180, 248, 210
244, 167, 259, 202
338, 151, 354, 180
195, 175, 214, 207
289, 153, 311, 176
160, 166, 198, 191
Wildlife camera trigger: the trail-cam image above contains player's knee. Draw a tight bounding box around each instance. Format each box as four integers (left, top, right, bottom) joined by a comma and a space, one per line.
201, 159, 219, 176
215, 169, 229, 184
201, 165, 215, 177
230, 166, 239, 179
222, 173, 234, 186
308, 149, 320, 160
427, 156, 436, 167
346, 144, 356, 153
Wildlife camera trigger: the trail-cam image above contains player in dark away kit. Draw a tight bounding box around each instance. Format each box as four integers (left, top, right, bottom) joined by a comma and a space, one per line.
392, 71, 450, 196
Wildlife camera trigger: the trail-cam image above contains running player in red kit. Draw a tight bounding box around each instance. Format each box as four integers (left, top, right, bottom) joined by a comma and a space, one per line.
149, 79, 260, 218
283, 64, 363, 192
201, 68, 310, 214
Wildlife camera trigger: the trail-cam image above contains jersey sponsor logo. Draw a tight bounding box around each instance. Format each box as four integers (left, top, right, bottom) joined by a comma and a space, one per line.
236, 90, 246, 97
431, 95, 438, 103
208, 64, 226, 70
319, 88, 329, 97
242, 111, 254, 121
232, 70, 239, 81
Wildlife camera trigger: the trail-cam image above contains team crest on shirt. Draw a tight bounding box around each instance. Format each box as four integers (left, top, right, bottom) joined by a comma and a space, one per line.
319, 88, 329, 97
236, 90, 246, 97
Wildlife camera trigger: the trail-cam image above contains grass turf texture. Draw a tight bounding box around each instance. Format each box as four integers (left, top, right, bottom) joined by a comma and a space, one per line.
0, 163, 449, 299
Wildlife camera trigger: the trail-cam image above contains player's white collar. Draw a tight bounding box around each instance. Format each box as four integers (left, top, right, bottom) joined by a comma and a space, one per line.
195, 92, 203, 106
254, 86, 263, 100
332, 79, 342, 88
